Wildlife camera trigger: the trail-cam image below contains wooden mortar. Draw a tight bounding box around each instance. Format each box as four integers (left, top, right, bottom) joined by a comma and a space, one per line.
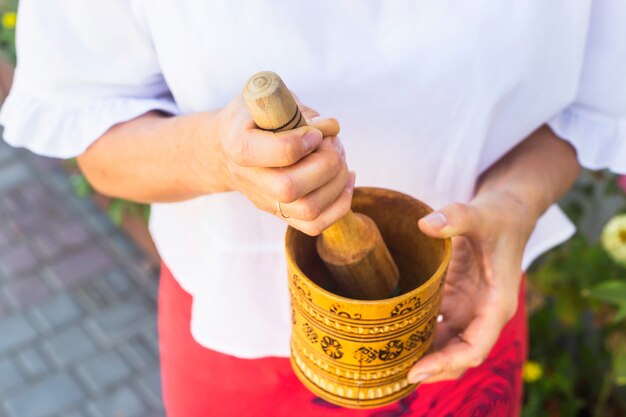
287, 187, 451, 408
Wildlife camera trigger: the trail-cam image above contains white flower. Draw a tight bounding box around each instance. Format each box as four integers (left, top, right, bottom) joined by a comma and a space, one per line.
601, 214, 626, 267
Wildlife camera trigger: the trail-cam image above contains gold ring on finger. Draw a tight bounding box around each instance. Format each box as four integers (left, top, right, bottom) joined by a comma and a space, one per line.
276, 200, 290, 219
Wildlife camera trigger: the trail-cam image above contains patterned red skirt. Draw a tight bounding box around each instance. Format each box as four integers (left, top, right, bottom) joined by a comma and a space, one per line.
158, 264, 526, 417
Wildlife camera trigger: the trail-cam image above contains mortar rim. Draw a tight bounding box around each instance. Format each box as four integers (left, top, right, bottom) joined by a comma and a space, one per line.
285, 186, 452, 305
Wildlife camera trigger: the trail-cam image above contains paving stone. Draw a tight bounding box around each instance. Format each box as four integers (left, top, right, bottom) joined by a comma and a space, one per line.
87, 386, 145, 417
54, 222, 90, 248
73, 280, 114, 311
26, 154, 61, 172
84, 209, 114, 235
92, 274, 124, 304
142, 327, 160, 357
2, 221, 27, 241
31, 293, 82, 330
62, 410, 89, 417
47, 172, 75, 195
0, 140, 163, 414
0, 163, 30, 193
76, 351, 132, 392
0, 140, 14, 163
4, 373, 83, 417
137, 369, 163, 408
0, 229, 9, 249
15, 347, 49, 377
106, 271, 134, 296
13, 212, 44, 235
0, 314, 38, 353
4, 274, 51, 308
0, 243, 38, 277
0, 194, 19, 216
19, 182, 48, 206
120, 337, 157, 370
108, 234, 142, 260
0, 357, 23, 393
145, 411, 166, 417
44, 326, 98, 366
37, 198, 74, 223
47, 245, 113, 288
31, 232, 65, 260
143, 412, 166, 417
89, 303, 154, 343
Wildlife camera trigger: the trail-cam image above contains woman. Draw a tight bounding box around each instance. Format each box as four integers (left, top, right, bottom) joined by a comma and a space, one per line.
2, 1, 624, 416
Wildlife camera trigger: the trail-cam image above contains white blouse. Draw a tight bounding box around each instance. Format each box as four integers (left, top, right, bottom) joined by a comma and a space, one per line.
2, 1, 625, 359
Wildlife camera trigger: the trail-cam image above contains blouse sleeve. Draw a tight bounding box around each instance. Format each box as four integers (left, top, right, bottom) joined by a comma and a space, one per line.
548, 1, 626, 174
0, 0, 179, 159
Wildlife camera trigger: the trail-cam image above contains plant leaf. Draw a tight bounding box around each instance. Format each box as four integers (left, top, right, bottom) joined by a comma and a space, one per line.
588, 280, 626, 322
613, 351, 626, 386
107, 199, 125, 226
69, 174, 92, 198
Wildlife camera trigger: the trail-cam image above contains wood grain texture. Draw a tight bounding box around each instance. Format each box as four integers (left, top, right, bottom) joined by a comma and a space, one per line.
243, 71, 399, 300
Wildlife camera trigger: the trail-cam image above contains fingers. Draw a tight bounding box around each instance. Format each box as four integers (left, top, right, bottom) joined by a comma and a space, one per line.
407, 307, 505, 384
270, 137, 346, 203
226, 125, 322, 168
221, 95, 349, 230
287, 171, 356, 236
418, 203, 481, 239
225, 119, 340, 169
310, 116, 341, 137
232, 136, 346, 203
279, 160, 348, 220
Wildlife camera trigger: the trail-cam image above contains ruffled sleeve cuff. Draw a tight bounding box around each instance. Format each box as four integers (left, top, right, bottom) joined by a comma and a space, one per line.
548, 105, 626, 174
0, 79, 180, 159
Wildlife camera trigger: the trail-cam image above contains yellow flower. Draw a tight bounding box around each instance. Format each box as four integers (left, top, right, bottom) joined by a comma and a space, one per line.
522, 361, 543, 383
602, 214, 626, 267
2, 11, 16, 29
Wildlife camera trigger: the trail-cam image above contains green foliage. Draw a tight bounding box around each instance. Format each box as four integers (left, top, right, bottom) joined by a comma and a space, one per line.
0, 0, 17, 63
588, 281, 626, 322
524, 171, 626, 417
68, 173, 93, 198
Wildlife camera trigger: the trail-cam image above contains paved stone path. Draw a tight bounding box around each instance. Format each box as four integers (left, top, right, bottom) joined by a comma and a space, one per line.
0, 137, 165, 417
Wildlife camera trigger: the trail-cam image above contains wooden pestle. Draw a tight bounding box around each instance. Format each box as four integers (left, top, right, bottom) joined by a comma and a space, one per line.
243, 71, 399, 300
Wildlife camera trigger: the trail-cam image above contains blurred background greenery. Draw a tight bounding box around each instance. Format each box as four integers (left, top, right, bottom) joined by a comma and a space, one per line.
1, 2, 625, 416
523, 172, 626, 417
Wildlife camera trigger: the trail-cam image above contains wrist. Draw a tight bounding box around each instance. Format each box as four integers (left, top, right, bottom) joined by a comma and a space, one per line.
476, 180, 546, 222
181, 110, 235, 195
470, 188, 539, 239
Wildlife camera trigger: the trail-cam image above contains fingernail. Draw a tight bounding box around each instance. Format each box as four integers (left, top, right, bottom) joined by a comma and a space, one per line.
310, 116, 321, 124
422, 212, 447, 229
303, 129, 322, 152
408, 372, 431, 384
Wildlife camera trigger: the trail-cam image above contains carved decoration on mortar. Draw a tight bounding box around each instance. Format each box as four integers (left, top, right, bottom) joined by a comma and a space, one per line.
320, 336, 344, 359
390, 296, 421, 316
302, 322, 319, 344
292, 274, 312, 302
329, 303, 362, 320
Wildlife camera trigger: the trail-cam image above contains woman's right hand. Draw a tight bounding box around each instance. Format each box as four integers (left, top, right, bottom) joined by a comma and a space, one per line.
212, 96, 355, 236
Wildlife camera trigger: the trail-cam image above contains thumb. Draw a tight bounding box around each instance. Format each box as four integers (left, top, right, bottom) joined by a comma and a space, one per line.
418, 203, 481, 238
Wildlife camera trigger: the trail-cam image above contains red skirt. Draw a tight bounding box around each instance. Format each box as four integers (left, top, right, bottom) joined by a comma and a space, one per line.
159, 264, 526, 417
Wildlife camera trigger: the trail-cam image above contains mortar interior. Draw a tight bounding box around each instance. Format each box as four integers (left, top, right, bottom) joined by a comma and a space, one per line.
288, 188, 446, 300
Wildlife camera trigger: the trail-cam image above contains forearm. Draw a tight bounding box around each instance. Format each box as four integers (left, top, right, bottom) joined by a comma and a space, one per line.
476, 125, 581, 220
77, 110, 231, 203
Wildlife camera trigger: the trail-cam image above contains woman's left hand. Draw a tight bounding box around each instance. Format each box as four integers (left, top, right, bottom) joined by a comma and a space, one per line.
407, 190, 537, 384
